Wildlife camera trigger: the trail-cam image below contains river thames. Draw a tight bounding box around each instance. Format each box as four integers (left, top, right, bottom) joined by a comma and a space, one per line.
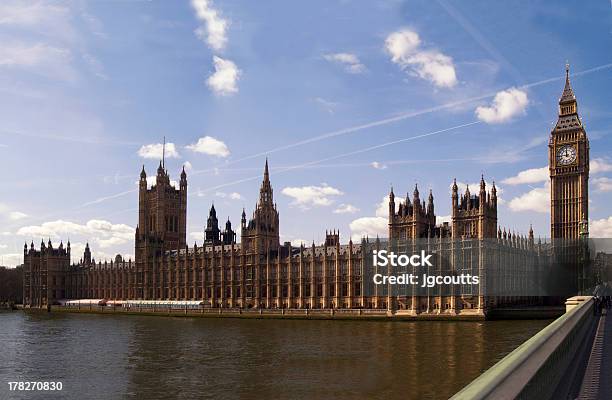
0, 311, 550, 400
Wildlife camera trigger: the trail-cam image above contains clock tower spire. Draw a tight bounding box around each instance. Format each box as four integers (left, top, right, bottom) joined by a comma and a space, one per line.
549, 63, 589, 239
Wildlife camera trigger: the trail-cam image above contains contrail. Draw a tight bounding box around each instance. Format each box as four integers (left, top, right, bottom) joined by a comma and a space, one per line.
81, 189, 138, 207
82, 62, 612, 204
197, 120, 480, 194
211, 62, 612, 168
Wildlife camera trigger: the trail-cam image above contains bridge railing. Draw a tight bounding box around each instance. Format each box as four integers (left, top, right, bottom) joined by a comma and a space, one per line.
451, 296, 595, 400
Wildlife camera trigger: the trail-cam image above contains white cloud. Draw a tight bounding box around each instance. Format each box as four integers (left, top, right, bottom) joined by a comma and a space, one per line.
282, 184, 343, 208
0, 253, 23, 267
0, 3, 76, 44
349, 196, 394, 240
334, 204, 359, 214
290, 238, 307, 247
0, 204, 28, 221
508, 182, 550, 214
376, 195, 401, 218
502, 159, 612, 187
207, 56, 240, 96
0, 42, 75, 81
475, 88, 529, 124
502, 166, 548, 185
590, 217, 612, 238
137, 142, 180, 159
16, 219, 135, 249
215, 191, 242, 200
9, 211, 27, 221
139, 176, 178, 189
189, 231, 203, 242
593, 177, 612, 192
385, 28, 457, 88
323, 52, 366, 74
186, 136, 230, 157
0, 244, 7, 249
436, 215, 451, 225
0, 2, 70, 31
183, 161, 193, 171
191, 0, 228, 51
371, 161, 387, 170
349, 217, 387, 241
376, 192, 427, 217
591, 158, 612, 174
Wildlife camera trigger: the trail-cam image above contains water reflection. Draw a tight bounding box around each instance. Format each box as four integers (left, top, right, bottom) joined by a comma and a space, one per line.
0, 312, 550, 400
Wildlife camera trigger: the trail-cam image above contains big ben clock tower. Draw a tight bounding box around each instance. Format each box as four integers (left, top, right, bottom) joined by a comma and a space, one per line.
549, 64, 589, 239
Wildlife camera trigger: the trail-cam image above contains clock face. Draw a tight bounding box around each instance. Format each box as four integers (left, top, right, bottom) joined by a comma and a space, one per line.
556, 145, 577, 165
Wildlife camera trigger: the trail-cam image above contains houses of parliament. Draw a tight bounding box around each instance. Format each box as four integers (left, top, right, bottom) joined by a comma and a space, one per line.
22, 66, 590, 316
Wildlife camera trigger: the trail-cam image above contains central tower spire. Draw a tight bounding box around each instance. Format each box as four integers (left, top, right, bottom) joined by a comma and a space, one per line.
162, 136, 166, 169
259, 157, 273, 205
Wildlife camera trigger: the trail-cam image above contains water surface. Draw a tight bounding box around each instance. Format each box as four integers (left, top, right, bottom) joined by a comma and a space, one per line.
0, 311, 550, 399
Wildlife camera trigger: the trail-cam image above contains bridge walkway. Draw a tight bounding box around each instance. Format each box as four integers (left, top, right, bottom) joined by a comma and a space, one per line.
577, 308, 612, 400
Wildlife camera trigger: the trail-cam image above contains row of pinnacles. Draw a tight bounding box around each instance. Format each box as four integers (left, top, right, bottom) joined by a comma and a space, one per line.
23, 158, 540, 312
388, 175, 499, 241
24, 239, 71, 258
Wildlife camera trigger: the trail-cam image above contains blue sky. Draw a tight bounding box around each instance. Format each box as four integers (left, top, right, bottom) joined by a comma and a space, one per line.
1, 0, 611, 266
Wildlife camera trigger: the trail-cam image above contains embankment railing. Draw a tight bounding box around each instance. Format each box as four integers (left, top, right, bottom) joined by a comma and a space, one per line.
451, 296, 595, 400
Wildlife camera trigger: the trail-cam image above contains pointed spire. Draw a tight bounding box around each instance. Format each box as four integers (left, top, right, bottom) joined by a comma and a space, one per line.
162, 136, 166, 169
427, 189, 434, 215
258, 158, 273, 205
140, 165, 146, 179
560, 62, 575, 104
452, 178, 458, 192
181, 164, 187, 180
480, 174, 486, 190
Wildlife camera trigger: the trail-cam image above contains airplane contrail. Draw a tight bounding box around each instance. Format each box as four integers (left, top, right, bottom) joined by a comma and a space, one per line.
81, 62, 612, 204
81, 189, 138, 207
205, 62, 612, 169
198, 120, 481, 194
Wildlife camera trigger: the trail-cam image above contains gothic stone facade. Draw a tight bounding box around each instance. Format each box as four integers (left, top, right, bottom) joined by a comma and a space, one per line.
24, 69, 582, 314
22, 160, 541, 314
